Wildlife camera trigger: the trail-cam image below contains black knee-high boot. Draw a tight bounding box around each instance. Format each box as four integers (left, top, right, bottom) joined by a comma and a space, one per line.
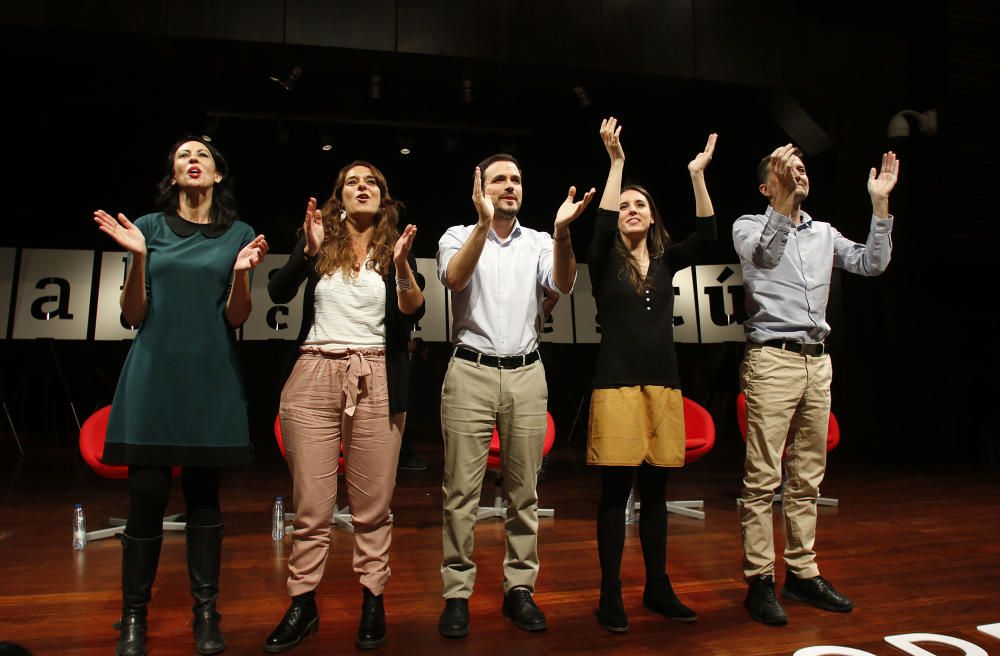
116, 533, 163, 656
186, 524, 226, 655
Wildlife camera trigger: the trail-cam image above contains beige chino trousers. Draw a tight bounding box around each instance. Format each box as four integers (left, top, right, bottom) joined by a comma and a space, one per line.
740, 344, 832, 580
440, 353, 549, 599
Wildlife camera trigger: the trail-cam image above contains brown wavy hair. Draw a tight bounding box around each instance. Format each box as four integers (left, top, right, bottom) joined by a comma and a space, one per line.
615, 184, 671, 295
313, 160, 402, 278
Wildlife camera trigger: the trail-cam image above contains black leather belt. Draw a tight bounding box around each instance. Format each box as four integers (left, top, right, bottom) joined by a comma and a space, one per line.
454, 347, 540, 369
763, 340, 827, 356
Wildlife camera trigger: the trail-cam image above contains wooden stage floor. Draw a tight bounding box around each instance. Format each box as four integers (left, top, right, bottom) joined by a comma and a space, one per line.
1, 437, 998, 656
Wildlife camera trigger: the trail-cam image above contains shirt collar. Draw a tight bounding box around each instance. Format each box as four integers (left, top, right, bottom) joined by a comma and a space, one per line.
489, 218, 522, 244
164, 211, 229, 238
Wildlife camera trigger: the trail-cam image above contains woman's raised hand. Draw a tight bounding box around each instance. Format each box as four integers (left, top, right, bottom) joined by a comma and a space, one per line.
302, 196, 324, 257
600, 117, 625, 163
393, 224, 418, 266
234, 234, 269, 272
687, 133, 718, 175
93, 210, 146, 255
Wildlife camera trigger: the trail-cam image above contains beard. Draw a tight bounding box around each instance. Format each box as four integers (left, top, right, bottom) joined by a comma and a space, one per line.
493, 198, 520, 219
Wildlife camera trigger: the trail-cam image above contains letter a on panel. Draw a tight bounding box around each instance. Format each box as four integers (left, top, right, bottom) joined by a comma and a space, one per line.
13, 249, 94, 340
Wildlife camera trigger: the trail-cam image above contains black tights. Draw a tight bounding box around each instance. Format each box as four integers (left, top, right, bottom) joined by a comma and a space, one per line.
125, 466, 222, 538
597, 463, 669, 582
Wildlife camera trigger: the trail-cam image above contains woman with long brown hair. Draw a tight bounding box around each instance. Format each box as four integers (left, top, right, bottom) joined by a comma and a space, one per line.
264, 161, 424, 652
586, 118, 717, 632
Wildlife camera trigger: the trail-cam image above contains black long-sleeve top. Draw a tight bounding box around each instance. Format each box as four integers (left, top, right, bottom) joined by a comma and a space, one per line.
588, 208, 716, 389
268, 235, 426, 414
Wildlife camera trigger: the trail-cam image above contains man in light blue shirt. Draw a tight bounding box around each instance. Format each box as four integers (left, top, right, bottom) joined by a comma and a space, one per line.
435, 154, 593, 638
733, 144, 899, 626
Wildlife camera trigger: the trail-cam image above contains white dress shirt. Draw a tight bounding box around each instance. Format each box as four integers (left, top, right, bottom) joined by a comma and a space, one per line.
437, 219, 571, 356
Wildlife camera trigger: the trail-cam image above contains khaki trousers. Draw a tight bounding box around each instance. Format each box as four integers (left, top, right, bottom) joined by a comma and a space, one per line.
440, 353, 548, 599
739, 344, 832, 580
280, 350, 404, 597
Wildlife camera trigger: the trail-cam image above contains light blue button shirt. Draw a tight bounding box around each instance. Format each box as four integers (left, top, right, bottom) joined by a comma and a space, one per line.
732, 206, 893, 343
437, 219, 570, 356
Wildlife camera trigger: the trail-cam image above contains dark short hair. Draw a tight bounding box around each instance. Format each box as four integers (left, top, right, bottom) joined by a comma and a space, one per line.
476, 153, 521, 188
757, 147, 804, 184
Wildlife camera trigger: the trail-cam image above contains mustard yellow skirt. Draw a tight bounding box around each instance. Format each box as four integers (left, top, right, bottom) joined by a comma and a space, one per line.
587, 386, 686, 467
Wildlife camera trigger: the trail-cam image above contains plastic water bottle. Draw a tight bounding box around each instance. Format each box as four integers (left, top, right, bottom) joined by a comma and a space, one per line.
624, 487, 637, 526
272, 496, 285, 541
72, 504, 87, 550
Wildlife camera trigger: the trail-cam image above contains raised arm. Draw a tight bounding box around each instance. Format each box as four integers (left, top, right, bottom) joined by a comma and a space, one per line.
269, 198, 323, 303
225, 233, 269, 327
688, 133, 717, 218
443, 167, 493, 291
552, 184, 595, 294
93, 210, 148, 327
598, 117, 625, 211
393, 224, 425, 315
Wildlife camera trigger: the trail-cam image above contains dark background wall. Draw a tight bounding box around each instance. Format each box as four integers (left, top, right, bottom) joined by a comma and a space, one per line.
0, 1, 996, 465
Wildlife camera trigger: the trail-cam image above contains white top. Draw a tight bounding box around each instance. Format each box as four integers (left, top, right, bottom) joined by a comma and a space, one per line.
304, 260, 386, 350
436, 219, 572, 356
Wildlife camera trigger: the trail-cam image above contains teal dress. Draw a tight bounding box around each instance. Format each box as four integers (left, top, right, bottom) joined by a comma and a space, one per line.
104, 212, 255, 467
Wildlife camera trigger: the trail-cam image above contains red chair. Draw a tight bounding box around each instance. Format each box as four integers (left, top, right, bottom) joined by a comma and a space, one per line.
78, 406, 185, 542
477, 412, 557, 521
273, 414, 353, 533
735, 392, 840, 506
632, 397, 716, 521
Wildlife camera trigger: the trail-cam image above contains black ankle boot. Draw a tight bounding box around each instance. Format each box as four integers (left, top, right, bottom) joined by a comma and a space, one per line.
264, 592, 319, 653
356, 587, 386, 649
596, 579, 628, 633
643, 574, 698, 622
186, 524, 226, 654
115, 533, 162, 656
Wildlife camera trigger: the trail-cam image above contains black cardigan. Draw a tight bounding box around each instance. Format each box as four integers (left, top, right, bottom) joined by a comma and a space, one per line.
587, 208, 716, 389
268, 235, 426, 414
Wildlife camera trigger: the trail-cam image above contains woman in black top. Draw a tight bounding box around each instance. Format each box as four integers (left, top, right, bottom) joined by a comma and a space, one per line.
587, 118, 717, 632
264, 161, 424, 652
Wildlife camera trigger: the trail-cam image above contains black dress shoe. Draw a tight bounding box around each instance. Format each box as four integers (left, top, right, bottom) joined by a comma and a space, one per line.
781, 573, 853, 612
356, 587, 386, 649
502, 587, 547, 632
744, 575, 788, 626
264, 593, 319, 653
596, 580, 628, 633
643, 575, 698, 623
438, 598, 469, 638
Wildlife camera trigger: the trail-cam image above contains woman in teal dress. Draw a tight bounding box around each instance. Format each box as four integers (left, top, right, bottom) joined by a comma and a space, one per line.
93, 136, 268, 656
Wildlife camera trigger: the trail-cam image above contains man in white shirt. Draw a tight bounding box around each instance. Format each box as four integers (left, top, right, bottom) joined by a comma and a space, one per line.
435, 154, 593, 637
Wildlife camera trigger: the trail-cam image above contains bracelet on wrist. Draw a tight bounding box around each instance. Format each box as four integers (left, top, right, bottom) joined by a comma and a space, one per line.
395, 276, 413, 291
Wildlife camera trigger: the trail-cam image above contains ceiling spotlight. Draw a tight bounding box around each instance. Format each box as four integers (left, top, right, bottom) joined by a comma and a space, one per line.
320, 126, 333, 152
269, 66, 304, 92
887, 108, 938, 139
370, 74, 382, 100
574, 85, 591, 108
398, 138, 413, 155
462, 79, 473, 103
